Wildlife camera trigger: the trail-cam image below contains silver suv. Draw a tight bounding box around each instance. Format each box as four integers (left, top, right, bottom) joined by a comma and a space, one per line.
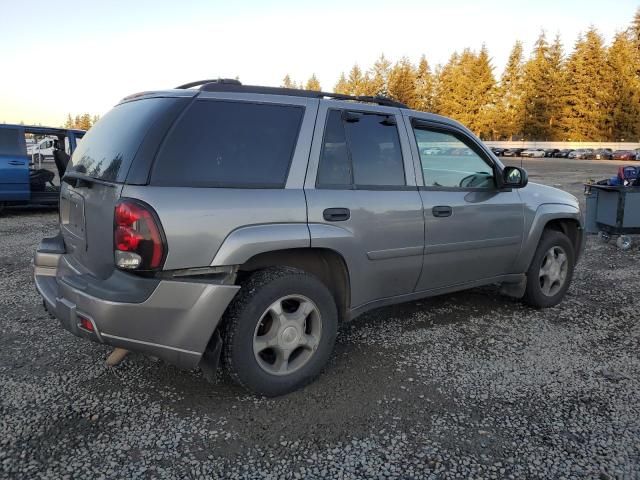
34, 79, 584, 396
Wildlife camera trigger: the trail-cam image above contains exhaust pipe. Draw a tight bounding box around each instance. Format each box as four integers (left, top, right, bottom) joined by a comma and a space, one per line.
105, 348, 129, 367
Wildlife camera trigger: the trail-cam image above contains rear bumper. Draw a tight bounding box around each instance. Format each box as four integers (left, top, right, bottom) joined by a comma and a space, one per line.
34, 235, 240, 369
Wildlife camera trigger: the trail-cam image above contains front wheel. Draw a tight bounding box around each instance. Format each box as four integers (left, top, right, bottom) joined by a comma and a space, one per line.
523, 230, 575, 308
221, 267, 338, 396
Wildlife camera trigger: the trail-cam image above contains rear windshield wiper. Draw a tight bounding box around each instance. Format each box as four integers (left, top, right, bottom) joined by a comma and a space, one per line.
62, 172, 117, 188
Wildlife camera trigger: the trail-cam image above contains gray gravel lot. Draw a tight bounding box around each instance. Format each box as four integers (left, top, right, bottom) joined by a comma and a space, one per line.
1, 158, 639, 479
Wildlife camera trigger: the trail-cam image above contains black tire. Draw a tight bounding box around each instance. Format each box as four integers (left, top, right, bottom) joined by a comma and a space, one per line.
523, 230, 575, 308
221, 267, 338, 396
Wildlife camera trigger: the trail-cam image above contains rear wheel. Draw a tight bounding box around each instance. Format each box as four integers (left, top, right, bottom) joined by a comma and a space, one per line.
523, 230, 575, 308
221, 267, 338, 396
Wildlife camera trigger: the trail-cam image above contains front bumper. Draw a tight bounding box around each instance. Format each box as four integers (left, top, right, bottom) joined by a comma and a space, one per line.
34, 235, 240, 369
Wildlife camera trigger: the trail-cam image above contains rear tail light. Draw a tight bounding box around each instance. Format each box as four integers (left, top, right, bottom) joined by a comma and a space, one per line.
114, 199, 166, 271
78, 316, 94, 332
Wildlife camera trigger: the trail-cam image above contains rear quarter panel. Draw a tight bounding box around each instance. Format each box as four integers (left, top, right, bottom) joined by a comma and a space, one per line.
121, 186, 309, 269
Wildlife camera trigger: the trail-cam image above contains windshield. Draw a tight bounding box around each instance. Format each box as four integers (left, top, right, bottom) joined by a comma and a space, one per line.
67, 98, 175, 183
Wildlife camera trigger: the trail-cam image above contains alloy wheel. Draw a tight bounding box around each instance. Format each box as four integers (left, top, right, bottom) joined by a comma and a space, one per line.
253, 295, 322, 376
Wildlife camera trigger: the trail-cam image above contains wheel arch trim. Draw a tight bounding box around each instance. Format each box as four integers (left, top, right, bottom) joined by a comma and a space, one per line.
515, 203, 583, 272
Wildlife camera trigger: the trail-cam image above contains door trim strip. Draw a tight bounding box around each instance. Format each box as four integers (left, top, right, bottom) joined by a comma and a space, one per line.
425, 235, 521, 255
366, 245, 424, 260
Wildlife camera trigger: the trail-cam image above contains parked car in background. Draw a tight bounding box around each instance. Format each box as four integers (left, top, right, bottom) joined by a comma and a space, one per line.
612, 150, 638, 161
421, 147, 443, 155
554, 149, 574, 158
503, 148, 526, 157
490, 147, 506, 156
568, 149, 593, 159
0, 124, 84, 213
589, 148, 613, 160
33, 79, 584, 396
521, 148, 546, 158
544, 149, 560, 158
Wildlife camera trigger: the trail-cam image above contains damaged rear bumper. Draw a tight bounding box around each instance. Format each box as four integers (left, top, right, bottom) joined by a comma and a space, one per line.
34, 234, 239, 369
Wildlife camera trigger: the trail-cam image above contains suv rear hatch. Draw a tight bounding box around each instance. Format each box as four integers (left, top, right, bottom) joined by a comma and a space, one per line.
60, 94, 191, 279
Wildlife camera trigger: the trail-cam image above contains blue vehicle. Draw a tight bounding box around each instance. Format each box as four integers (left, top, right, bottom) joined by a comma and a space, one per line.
0, 124, 84, 213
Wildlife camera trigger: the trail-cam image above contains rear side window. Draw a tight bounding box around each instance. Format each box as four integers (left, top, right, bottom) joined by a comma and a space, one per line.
67, 98, 177, 182
317, 110, 405, 188
152, 100, 304, 188
0, 128, 23, 156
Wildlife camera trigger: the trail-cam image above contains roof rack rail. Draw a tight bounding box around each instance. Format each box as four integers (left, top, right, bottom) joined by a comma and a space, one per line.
175, 78, 242, 89
176, 79, 408, 108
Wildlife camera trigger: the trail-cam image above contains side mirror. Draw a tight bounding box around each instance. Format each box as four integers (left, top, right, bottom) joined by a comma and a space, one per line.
503, 166, 528, 188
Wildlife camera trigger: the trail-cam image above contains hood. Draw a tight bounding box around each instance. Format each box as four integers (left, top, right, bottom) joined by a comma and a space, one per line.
518, 182, 580, 210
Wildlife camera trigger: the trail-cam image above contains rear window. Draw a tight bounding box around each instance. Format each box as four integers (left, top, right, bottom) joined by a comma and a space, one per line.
67, 98, 177, 182
151, 100, 304, 188
0, 128, 23, 156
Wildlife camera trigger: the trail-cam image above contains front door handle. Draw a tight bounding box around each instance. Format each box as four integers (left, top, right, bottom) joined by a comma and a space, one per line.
323, 208, 350, 222
8, 161, 25, 166
432, 206, 452, 217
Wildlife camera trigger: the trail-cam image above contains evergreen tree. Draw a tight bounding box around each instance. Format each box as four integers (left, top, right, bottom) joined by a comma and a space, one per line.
520, 32, 567, 140
432, 52, 463, 118
546, 35, 566, 139
471, 45, 497, 138
363, 53, 391, 96
413, 55, 434, 111
561, 28, 613, 141
334, 72, 349, 94
387, 57, 418, 107
494, 41, 525, 139
63, 113, 74, 129
630, 7, 640, 75
521, 32, 554, 140
77, 113, 93, 131
305, 74, 321, 91
346, 64, 367, 96
281, 74, 296, 88
607, 31, 640, 140
432, 48, 496, 138
63, 113, 98, 130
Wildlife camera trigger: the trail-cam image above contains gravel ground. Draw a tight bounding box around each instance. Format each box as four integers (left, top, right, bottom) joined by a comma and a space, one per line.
1, 158, 639, 479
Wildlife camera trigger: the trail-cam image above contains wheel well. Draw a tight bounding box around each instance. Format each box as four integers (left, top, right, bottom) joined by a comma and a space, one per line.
237, 248, 350, 322
544, 219, 581, 254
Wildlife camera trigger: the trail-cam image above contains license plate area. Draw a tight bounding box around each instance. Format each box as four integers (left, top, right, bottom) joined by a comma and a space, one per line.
60, 187, 87, 256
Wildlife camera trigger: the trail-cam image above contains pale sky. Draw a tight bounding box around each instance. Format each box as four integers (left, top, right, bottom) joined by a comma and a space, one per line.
0, 0, 637, 126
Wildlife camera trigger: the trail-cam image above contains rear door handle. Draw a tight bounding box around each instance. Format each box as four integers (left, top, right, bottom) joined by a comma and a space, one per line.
323, 208, 350, 222
432, 206, 452, 217
8, 161, 25, 166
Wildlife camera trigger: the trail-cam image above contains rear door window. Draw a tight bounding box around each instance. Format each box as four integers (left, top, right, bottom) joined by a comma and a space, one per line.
151, 100, 304, 188
67, 98, 178, 182
317, 110, 405, 188
0, 128, 24, 156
